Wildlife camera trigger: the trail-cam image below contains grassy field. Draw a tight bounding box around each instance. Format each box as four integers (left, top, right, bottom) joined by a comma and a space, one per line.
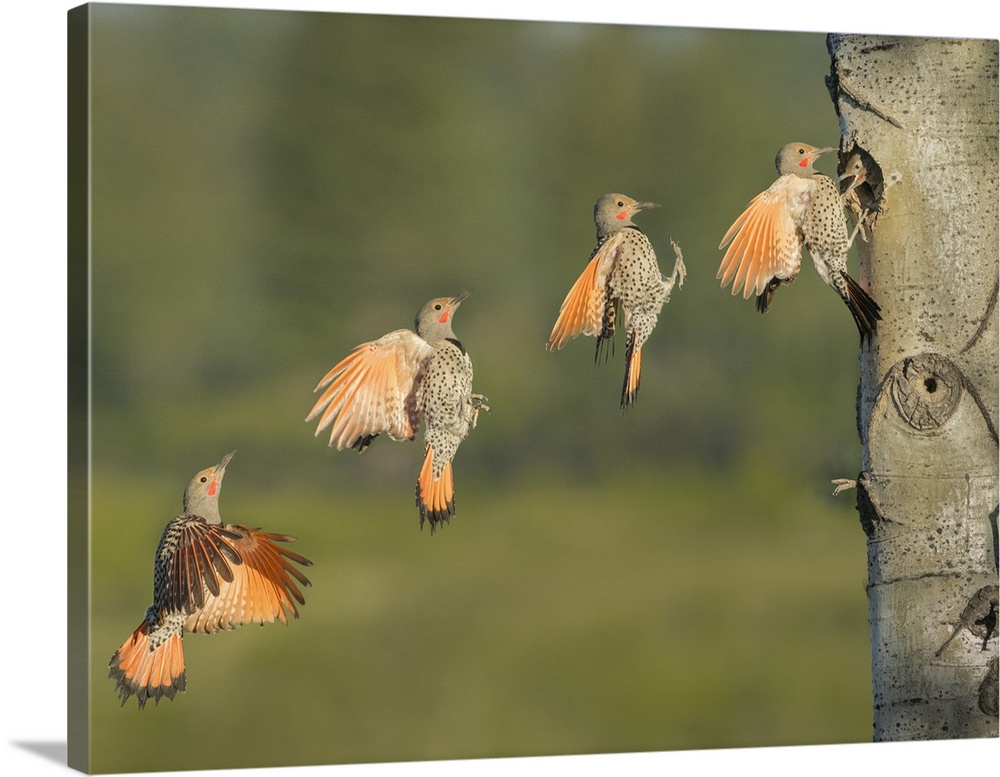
88, 464, 871, 773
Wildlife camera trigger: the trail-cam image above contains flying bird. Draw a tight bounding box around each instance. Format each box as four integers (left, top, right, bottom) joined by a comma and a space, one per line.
108, 451, 312, 708
717, 142, 881, 345
546, 193, 686, 409
306, 293, 488, 531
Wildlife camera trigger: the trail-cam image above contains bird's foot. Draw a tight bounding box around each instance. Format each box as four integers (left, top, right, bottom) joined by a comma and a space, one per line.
831, 477, 857, 496
671, 240, 686, 286
847, 210, 870, 247
664, 240, 687, 294
470, 394, 490, 428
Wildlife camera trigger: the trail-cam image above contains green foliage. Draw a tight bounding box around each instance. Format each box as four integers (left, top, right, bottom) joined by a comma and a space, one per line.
85, 4, 871, 771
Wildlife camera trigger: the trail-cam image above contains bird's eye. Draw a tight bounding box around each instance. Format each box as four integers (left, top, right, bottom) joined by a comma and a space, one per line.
798, 148, 806, 154
434, 304, 442, 310
200, 476, 208, 483
617, 200, 624, 207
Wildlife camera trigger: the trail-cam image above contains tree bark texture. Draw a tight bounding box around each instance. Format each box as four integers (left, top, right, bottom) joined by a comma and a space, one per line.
827, 34, 998, 741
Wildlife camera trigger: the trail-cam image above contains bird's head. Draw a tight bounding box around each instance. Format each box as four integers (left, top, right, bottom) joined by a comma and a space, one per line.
594, 193, 659, 237
839, 153, 868, 196
415, 292, 468, 340
182, 450, 235, 523
775, 142, 835, 177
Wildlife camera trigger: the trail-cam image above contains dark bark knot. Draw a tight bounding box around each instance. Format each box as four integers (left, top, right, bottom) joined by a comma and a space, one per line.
856, 471, 880, 537
889, 354, 962, 432
854, 471, 897, 538
935, 585, 1000, 657
979, 657, 999, 718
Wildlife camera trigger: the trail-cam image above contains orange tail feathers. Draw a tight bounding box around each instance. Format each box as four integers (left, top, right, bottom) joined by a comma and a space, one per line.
416, 447, 455, 532
109, 620, 186, 709
621, 337, 642, 410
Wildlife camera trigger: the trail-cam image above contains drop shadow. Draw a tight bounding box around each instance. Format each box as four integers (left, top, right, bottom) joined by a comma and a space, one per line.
11, 741, 67, 766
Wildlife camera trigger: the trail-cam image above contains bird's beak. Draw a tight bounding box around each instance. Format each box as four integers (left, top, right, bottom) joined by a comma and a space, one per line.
449, 291, 470, 307
214, 450, 236, 474
839, 173, 864, 196
810, 146, 836, 159
633, 201, 661, 213
839, 165, 867, 195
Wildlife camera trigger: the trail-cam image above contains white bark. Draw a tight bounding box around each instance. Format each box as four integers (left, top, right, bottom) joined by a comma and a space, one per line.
827, 34, 998, 740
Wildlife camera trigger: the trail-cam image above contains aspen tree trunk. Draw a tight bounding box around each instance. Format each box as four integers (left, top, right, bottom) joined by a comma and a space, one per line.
826, 34, 999, 741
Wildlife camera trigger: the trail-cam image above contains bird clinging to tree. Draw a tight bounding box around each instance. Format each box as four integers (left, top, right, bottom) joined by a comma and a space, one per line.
716, 142, 881, 345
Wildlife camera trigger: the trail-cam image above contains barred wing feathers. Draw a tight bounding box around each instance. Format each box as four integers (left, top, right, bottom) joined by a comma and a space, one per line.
183, 525, 313, 633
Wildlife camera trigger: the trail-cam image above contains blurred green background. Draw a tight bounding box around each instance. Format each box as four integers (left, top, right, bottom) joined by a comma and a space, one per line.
83, 4, 872, 772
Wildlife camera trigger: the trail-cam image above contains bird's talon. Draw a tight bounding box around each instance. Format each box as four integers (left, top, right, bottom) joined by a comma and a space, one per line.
831, 477, 857, 496
670, 240, 687, 287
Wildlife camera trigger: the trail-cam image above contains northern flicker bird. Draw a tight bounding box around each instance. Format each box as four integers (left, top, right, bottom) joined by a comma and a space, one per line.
108, 451, 312, 708
546, 193, 686, 409
306, 293, 488, 532
839, 152, 868, 198
717, 142, 882, 345
839, 151, 874, 243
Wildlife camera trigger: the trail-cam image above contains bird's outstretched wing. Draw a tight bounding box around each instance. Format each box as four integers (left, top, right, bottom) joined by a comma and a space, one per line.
164, 517, 243, 615
546, 232, 623, 350
717, 179, 802, 299
307, 329, 436, 450
183, 525, 313, 633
